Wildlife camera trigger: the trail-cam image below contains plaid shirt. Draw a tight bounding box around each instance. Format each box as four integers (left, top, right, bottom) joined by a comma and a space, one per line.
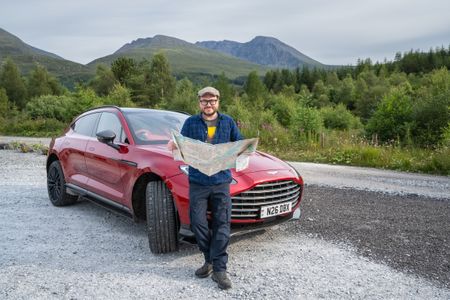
181, 112, 243, 185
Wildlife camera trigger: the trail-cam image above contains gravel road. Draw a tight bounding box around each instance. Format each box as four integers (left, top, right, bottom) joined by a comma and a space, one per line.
289, 161, 450, 199
1, 148, 449, 299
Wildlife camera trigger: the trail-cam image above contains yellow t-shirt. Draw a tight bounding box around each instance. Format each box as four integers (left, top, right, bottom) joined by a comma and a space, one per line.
204, 118, 218, 143
207, 126, 216, 140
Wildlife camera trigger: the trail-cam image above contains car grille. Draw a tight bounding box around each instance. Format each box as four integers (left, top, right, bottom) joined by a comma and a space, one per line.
231, 180, 302, 219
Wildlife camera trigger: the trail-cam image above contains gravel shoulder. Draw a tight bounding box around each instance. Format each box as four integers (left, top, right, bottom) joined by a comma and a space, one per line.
0, 136, 51, 146
289, 161, 450, 199
297, 185, 450, 289
0, 150, 449, 299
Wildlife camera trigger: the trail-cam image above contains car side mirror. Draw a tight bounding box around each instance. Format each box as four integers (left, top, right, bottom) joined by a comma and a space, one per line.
97, 130, 120, 150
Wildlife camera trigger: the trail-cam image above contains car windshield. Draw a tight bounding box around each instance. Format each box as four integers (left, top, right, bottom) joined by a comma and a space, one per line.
124, 110, 189, 145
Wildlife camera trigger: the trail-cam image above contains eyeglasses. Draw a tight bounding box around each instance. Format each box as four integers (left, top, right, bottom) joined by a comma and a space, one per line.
199, 99, 218, 106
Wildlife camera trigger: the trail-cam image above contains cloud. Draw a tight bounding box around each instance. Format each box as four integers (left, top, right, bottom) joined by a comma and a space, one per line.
1, 0, 449, 65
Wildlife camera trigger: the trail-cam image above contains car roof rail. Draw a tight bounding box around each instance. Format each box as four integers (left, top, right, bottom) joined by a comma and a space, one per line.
82, 105, 123, 114
173, 110, 191, 116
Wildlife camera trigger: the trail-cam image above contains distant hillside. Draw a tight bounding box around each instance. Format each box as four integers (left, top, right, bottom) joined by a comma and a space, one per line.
196, 36, 325, 69
88, 35, 268, 78
0, 28, 93, 87
0, 29, 331, 88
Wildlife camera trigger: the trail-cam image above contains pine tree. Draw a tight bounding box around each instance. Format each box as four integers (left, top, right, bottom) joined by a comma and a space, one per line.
0, 58, 27, 109
90, 64, 117, 96
337, 75, 356, 110
111, 57, 137, 86
0, 88, 9, 116
244, 71, 266, 109
311, 80, 330, 108
145, 53, 176, 107
300, 67, 314, 91
27, 63, 63, 98
213, 73, 234, 110
164, 78, 197, 114
263, 70, 275, 91
294, 67, 302, 92
280, 69, 294, 87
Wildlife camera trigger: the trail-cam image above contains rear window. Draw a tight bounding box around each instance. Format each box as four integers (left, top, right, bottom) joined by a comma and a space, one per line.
124, 110, 189, 145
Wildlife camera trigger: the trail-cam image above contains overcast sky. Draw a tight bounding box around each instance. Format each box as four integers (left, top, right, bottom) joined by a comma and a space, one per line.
1, 0, 449, 65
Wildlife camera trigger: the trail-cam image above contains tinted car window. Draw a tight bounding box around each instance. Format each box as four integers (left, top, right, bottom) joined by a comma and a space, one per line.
124, 110, 188, 145
73, 113, 99, 137
96, 112, 126, 143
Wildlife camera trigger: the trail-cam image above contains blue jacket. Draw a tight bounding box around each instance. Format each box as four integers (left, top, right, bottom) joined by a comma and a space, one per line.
181, 112, 243, 185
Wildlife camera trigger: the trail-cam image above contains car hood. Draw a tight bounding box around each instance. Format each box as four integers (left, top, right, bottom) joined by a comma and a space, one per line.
138, 145, 292, 176
232, 151, 292, 177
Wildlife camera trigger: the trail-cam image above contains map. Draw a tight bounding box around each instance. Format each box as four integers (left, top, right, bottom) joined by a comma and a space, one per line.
171, 131, 259, 176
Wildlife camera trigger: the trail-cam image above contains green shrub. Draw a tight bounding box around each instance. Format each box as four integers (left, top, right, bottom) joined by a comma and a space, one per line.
72, 87, 104, 116
0, 88, 8, 117
320, 104, 362, 130
366, 86, 413, 144
411, 68, 450, 147
430, 148, 450, 175
290, 105, 323, 134
25, 95, 74, 122
359, 147, 381, 163
225, 98, 253, 135
163, 78, 198, 114
104, 83, 135, 107
418, 148, 450, 175
270, 95, 298, 127
1, 114, 66, 137
257, 110, 291, 147
25, 87, 105, 124
441, 123, 450, 147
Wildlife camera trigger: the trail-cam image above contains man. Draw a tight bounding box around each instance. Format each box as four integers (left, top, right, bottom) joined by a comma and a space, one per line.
168, 86, 242, 290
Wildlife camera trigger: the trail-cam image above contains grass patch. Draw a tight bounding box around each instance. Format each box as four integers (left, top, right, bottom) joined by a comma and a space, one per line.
1, 123, 448, 176
0, 116, 65, 137
4, 141, 49, 155
260, 131, 450, 176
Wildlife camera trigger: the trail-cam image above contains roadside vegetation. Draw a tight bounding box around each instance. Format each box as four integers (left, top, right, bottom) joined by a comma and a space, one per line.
0, 48, 449, 175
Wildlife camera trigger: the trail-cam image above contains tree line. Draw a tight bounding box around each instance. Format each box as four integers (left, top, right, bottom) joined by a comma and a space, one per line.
0, 47, 449, 150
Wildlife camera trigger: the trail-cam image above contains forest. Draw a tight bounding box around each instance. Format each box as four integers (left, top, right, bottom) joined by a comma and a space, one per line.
0, 46, 449, 174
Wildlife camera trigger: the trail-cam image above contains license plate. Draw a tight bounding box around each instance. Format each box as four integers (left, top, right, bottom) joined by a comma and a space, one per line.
260, 202, 292, 219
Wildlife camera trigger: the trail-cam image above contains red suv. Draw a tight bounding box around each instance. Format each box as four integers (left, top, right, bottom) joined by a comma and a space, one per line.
46, 106, 304, 253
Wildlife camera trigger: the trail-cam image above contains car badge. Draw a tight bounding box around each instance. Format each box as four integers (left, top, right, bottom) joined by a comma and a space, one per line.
267, 171, 278, 175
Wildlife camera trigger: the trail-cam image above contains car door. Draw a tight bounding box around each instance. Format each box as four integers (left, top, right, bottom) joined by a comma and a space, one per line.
84, 111, 128, 203
61, 112, 100, 189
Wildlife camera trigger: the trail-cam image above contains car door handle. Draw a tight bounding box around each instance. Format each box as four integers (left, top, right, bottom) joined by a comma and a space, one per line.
89, 147, 95, 151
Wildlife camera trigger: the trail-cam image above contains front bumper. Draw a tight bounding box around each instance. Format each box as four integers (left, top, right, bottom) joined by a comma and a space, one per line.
179, 206, 301, 242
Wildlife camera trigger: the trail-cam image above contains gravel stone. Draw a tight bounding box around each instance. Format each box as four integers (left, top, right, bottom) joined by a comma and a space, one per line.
0, 149, 449, 299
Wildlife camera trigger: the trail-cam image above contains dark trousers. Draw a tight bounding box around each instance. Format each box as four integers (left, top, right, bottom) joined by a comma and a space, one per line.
189, 182, 231, 272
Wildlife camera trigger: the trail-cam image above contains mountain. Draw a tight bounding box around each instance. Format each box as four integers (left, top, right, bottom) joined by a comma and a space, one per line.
196, 36, 325, 69
0, 28, 93, 87
0, 29, 328, 88
88, 35, 268, 79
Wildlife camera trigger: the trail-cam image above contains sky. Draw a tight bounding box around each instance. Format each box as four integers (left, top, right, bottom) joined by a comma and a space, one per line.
1, 0, 449, 65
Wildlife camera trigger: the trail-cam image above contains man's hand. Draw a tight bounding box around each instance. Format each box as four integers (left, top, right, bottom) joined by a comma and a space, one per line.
167, 140, 177, 151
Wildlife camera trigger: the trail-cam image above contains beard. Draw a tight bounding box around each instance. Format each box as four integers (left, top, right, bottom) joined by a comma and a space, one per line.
202, 107, 217, 117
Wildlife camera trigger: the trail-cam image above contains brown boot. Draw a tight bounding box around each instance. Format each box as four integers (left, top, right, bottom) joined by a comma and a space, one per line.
195, 262, 213, 278
211, 271, 232, 290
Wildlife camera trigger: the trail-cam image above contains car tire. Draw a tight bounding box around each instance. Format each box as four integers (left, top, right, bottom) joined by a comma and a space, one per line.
47, 160, 78, 206
146, 181, 179, 254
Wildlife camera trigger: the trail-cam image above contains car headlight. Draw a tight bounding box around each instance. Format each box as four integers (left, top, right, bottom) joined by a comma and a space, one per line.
179, 164, 238, 184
